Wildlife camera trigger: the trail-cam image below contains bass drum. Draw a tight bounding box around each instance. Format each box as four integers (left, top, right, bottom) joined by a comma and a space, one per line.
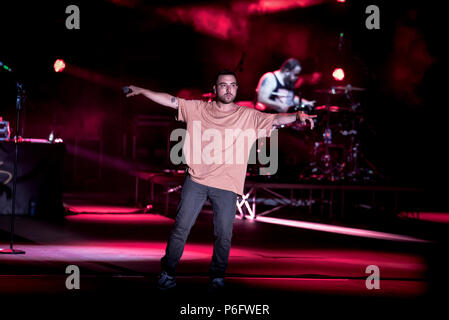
277, 126, 315, 181
246, 125, 315, 182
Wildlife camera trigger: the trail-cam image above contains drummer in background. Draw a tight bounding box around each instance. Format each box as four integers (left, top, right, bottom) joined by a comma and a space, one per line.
254, 58, 317, 179
255, 58, 315, 114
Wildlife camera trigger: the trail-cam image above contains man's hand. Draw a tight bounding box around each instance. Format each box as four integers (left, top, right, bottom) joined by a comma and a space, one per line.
297, 111, 317, 129
124, 85, 178, 109
126, 85, 144, 98
273, 111, 317, 128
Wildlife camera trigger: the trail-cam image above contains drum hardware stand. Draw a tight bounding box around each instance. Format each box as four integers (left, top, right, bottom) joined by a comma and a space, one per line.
343, 86, 360, 180
1, 82, 26, 255
343, 85, 378, 181
314, 87, 336, 180
342, 129, 359, 181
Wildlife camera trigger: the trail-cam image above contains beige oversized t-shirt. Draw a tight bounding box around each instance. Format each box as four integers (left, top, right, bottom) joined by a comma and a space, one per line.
176, 98, 276, 196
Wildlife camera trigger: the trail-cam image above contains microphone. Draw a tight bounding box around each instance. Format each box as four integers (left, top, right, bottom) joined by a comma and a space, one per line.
122, 86, 131, 95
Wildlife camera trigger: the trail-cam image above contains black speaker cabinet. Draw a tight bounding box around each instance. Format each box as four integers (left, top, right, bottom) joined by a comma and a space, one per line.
0, 140, 65, 220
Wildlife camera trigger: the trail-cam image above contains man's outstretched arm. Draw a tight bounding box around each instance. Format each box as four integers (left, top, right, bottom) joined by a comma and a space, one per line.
273, 112, 317, 129
126, 85, 179, 109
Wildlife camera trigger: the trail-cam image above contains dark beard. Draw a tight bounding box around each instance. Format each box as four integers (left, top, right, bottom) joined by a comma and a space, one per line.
284, 78, 295, 90
217, 94, 234, 104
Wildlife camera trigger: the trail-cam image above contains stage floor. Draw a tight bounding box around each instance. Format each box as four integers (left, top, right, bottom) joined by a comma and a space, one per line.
1, 203, 447, 318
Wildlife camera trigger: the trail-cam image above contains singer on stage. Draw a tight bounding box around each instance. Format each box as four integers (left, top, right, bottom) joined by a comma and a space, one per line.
126, 70, 316, 292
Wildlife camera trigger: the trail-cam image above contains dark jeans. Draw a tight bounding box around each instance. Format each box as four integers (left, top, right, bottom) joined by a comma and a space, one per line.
161, 175, 237, 279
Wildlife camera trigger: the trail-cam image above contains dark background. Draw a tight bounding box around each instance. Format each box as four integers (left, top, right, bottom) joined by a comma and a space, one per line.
0, 0, 446, 207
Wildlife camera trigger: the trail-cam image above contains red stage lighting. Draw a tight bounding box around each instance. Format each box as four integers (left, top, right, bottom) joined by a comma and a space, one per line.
337, 0, 346, 3
332, 68, 345, 81
53, 59, 66, 72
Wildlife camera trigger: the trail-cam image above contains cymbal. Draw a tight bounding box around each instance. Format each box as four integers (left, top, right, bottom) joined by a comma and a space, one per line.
315, 85, 365, 94
334, 86, 365, 91
202, 92, 216, 98
314, 105, 353, 112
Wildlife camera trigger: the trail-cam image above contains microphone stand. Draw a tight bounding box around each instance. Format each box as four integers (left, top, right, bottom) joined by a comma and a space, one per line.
0, 82, 26, 254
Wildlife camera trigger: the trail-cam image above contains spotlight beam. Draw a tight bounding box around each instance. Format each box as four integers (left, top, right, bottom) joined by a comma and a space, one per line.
256, 216, 431, 243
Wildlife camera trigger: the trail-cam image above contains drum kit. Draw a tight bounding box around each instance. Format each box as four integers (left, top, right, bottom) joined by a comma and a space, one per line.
299, 84, 376, 182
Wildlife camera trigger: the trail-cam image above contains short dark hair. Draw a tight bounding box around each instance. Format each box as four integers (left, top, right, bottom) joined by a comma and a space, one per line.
215, 69, 237, 85
280, 58, 301, 72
